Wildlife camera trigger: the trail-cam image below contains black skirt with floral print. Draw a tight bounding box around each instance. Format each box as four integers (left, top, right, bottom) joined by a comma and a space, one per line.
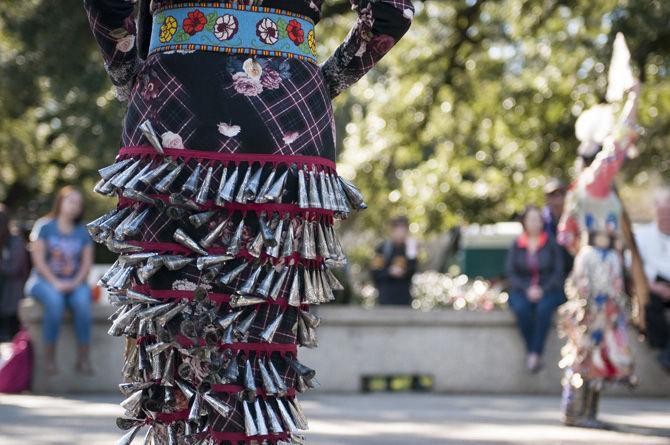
84, 1, 412, 443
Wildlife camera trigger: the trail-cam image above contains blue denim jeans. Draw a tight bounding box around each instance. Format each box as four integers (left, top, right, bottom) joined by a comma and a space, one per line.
508, 289, 565, 355
26, 276, 92, 345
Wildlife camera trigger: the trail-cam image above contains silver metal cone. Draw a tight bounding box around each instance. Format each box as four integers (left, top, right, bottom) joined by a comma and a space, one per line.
243, 401, 259, 436
308, 169, 321, 208
268, 359, 288, 395
303, 268, 318, 304
107, 239, 143, 255
256, 267, 275, 298
264, 399, 284, 433
221, 354, 239, 383
234, 165, 252, 204
121, 189, 158, 207
137, 261, 162, 284
118, 252, 157, 267
215, 166, 228, 205
265, 168, 289, 203
218, 310, 243, 330
244, 164, 263, 201
300, 309, 321, 328
189, 210, 216, 228
295, 374, 308, 393
259, 212, 277, 247
138, 341, 152, 372
297, 169, 309, 208
99, 260, 121, 286
234, 309, 256, 339
139, 159, 171, 185
339, 176, 367, 210
289, 398, 309, 430
99, 158, 133, 180
123, 207, 152, 238
316, 223, 330, 258
276, 398, 299, 434
107, 265, 133, 290
298, 315, 318, 349
288, 267, 301, 307
260, 311, 284, 343
319, 171, 333, 210
269, 265, 289, 300
115, 424, 143, 445
124, 162, 153, 191
113, 209, 139, 240
155, 303, 185, 326
218, 165, 239, 204
111, 159, 143, 188
254, 399, 269, 435
320, 269, 335, 302
108, 304, 142, 336
118, 381, 153, 396
97, 176, 117, 195
281, 220, 295, 258
142, 425, 155, 445
195, 166, 213, 204
126, 289, 160, 304
140, 120, 164, 154
238, 263, 263, 295
155, 163, 184, 194
299, 221, 316, 260
332, 174, 350, 213
87, 208, 117, 236
255, 169, 276, 203
313, 269, 326, 303
120, 389, 144, 416
246, 231, 264, 258
162, 349, 176, 387
175, 379, 196, 400
266, 216, 284, 258
200, 219, 228, 249
101, 206, 132, 231
258, 359, 278, 395
121, 342, 138, 379
181, 163, 202, 197
188, 392, 203, 422
230, 295, 266, 308
151, 351, 164, 380
325, 172, 339, 211
286, 355, 316, 380
196, 254, 232, 270
168, 193, 200, 211
162, 255, 192, 270
218, 261, 247, 286
325, 268, 345, 291
226, 219, 245, 256
203, 391, 232, 417
174, 228, 208, 255
116, 416, 143, 430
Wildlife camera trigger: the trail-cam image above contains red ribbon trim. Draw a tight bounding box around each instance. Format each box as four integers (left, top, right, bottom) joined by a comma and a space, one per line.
119, 145, 337, 170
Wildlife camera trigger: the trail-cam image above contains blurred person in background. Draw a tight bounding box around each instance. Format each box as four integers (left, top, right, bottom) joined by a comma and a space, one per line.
634, 186, 670, 372
25, 186, 94, 375
0, 204, 29, 342
371, 216, 418, 306
543, 178, 574, 276
506, 205, 565, 373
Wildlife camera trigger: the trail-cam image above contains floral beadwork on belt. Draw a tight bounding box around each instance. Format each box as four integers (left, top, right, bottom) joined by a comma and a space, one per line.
150, 3, 318, 63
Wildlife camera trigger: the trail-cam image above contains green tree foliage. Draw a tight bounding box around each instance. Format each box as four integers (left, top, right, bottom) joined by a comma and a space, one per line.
1, 0, 668, 235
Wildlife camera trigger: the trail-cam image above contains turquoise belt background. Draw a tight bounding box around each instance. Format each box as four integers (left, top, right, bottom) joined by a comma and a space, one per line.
149, 3, 317, 63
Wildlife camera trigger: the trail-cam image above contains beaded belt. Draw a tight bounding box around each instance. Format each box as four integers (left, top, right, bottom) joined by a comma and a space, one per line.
149, 2, 318, 63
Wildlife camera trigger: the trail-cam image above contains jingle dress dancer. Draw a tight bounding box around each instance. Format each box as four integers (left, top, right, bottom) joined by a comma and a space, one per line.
557, 35, 640, 429
83, 1, 413, 443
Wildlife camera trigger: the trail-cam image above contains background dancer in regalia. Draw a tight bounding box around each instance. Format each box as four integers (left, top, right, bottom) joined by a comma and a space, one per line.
83, 0, 413, 443
557, 33, 640, 429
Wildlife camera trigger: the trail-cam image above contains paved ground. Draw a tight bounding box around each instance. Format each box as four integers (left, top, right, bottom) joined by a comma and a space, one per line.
0, 393, 668, 445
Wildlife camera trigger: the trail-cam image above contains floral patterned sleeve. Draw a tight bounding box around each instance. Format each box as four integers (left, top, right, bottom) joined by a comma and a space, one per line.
320, 0, 414, 99
83, 0, 140, 101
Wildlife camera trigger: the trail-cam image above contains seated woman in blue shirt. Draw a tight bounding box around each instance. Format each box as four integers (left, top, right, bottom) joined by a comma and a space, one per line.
506, 205, 565, 373
25, 186, 94, 375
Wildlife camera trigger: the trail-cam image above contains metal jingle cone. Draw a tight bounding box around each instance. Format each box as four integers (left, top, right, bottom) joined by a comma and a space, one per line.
201, 264, 224, 283
160, 349, 176, 387
276, 398, 300, 434
254, 399, 269, 436
139, 302, 174, 324
155, 163, 184, 194
196, 254, 233, 271
244, 164, 263, 201
242, 358, 258, 399
255, 168, 276, 203
226, 219, 245, 256
298, 316, 318, 349
288, 267, 301, 307
176, 379, 196, 400
285, 354, 316, 380
325, 268, 345, 291
217, 164, 239, 204
306, 221, 318, 259
218, 261, 248, 286
313, 269, 327, 303
189, 210, 216, 228
256, 267, 275, 299
113, 209, 139, 240
99, 260, 121, 286
234, 309, 257, 339
140, 120, 164, 154
258, 212, 277, 247
289, 398, 309, 430
116, 417, 143, 431
266, 216, 284, 258
126, 289, 161, 304
300, 310, 321, 329
164, 385, 177, 408
106, 239, 144, 254
299, 221, 315, 260
268, 359, 288, 395
195, 165, 213, 205
297, 168, 309, 209
332, 174, 350, 213
203, 391, 232, 417
234, 164, 252, 204
264, 399, 284, 434
139, 159, 170, 185
115, 423, 143, 445
119, 252, 157, 267
265, 168, 289, 203
99, 158, 133, 180
308, 169, 322, 208
138, 341, 152, 373
124, 162, 153, 191
106, 266, 132, 290
200, 219, 228, 249
320, 269, 335, 303
87, 208, 117, 236
137, 261, 161, 284
247, 231, 264, 258
98, 176, 118, 195
303, 268, 318, 305
93, 177, 108, 195
338, 176, 367, 210
122, 189, 159, 207
119, 381, 153, 396
324, 172, 339, 211
258, 359, 278, 395
295, 374, 308, 393
243, 400, 259, 436
221, 353, 239, 383
120, 389, 144, 416
181, 163, 203, 197
108, 305, 142, 336
188, 392, 203, 422
162, 255, 193, 271
260, 311, 284, 343
168, 193, 201, 211
167, 423, 178, 445
174, 228, 208, 256
151, 351, 164, 381
269, 265, 289, 300
319, 171, 333, 210
155, 303, 185, 326
111, 158, 143, 188
215, 166, 228, 203
316, 222, 330, 258
230, 294, 266, 308
238, 263, 263, 295
281, 220, 295, 258
322, 224, 337, 258
123, 207, 152, 238
101, 206, 132, 231
218, 310, 243, 330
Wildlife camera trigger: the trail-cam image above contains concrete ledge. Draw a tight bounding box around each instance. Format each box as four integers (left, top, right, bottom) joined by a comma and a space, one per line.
301, 306, 670, 397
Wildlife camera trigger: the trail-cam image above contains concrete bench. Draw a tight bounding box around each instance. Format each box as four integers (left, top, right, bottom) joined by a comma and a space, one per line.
19, 302, 670, 396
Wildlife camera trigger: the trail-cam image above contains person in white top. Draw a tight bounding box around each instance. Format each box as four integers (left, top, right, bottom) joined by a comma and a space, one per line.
634, 186, 670, 372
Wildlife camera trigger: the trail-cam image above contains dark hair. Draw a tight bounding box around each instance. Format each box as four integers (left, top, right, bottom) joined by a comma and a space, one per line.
520, 205, 542, 231
390, 215, 410, 228
48, 186, 85, 224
